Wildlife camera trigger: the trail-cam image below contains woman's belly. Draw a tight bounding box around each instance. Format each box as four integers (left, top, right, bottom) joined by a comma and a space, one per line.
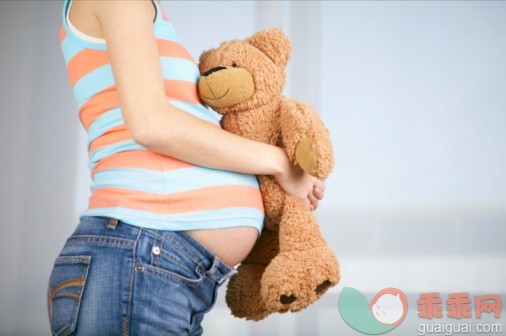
186, 226, 259, 267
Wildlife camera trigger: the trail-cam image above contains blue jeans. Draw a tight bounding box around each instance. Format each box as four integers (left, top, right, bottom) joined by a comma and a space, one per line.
47, 216, 236, 336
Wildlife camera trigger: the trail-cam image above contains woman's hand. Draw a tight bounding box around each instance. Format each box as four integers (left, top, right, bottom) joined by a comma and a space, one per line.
274, 156, 326, 211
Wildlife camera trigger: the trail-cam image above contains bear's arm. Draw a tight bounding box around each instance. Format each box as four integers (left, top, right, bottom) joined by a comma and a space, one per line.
279, 99, 334, 180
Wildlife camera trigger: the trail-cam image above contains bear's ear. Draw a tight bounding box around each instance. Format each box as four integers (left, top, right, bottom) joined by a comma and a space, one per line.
198, 48, 213, 73
247, 28, 291, 69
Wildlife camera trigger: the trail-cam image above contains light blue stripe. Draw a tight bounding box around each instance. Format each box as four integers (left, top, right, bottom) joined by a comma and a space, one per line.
92, 168, 166, 194
88, 141, 145, 170
154, 23, 181, 43
87, 108, 124, 146
61, 37, 84, 65
161, 57, 199, 82
170, 100, 220, 124
91, 166, 260, 194
87, 102, 218, 147
74, 64, 115, 108
81, 207, 264, 232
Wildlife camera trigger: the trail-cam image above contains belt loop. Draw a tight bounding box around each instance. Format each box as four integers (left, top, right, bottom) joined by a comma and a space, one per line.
218, 267, 237, 285
107, 218, 119, 230
207, 258, 238, 285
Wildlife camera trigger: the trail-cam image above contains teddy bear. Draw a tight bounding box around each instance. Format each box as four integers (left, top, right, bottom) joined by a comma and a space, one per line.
197, 28, 340, 321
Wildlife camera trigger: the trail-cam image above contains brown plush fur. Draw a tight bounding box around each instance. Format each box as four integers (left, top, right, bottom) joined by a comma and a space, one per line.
198, 28, 340, 321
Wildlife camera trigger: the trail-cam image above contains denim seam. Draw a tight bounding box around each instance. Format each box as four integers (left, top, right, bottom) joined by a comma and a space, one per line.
67, 235, 135, 249
123, 229, 141, 336
189, 278, 219, 335
158, 248, 196, 270
142, 263, 205, 287
67, 234, 135, 242
161, 252, 187, 268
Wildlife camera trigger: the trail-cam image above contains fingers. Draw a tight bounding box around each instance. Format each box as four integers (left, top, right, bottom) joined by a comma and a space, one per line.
313, 185, 324, 200
308, 181, 325, 211
275, 161, 326, 211
314, 180, 326, 195
308, 191, 319, 211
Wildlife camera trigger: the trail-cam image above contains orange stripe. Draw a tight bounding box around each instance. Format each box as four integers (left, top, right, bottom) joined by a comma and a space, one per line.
89, 120, 220, 158
80, 83, 211, 134
157, 40, 194, 63
79, 86, 120, 131
59, 26, 67, 43
67, 49, 110, 87
79, 83, 198, 131
89, 185, 264, 214
89, 126, 132, 154
64, 40, 194, 89
92, 151, 194, 176
164, 80, 200, 104
67, 40, 191, 88
79, 83, 199, 134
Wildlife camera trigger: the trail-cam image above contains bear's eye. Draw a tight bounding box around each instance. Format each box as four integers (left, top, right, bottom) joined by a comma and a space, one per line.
232, 62, 238, 68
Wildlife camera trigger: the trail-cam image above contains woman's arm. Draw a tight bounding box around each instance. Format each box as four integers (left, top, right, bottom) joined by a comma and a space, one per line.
92, 1, 324, 208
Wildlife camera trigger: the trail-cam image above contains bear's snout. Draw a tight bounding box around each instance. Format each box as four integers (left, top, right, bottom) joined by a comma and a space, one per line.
198, 66, 255, 109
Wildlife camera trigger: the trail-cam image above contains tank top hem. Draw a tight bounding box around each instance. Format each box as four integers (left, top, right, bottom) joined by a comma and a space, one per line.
80, 208, 263, 234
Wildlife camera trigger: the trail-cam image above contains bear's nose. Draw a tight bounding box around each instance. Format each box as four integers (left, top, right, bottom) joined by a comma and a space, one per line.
202, 66, 227, 77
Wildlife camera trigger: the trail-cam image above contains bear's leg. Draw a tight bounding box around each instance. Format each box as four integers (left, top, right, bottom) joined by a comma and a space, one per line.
225, 228, 279, 320
260, 195, 340, 313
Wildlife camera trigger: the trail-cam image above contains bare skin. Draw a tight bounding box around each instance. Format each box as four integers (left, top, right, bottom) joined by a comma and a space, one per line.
68, 0, 325, 266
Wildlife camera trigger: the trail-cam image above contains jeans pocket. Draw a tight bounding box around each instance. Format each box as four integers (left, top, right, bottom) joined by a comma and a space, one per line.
47, 255, 91, 336
144, 248, 205, 287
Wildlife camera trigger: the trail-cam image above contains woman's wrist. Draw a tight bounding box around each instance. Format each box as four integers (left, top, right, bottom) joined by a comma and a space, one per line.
268, 146, 290, 178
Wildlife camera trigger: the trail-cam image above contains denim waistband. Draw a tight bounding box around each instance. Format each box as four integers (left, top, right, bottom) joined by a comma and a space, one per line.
70, 216, 236, 285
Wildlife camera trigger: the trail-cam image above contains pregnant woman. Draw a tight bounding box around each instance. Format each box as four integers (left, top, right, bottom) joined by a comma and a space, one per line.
47, 1, 325, 335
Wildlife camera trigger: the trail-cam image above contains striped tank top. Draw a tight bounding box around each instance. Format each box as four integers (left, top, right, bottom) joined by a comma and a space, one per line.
59, 0, 264, 231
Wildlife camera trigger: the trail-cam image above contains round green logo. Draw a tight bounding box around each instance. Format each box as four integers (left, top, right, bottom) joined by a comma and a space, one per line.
338, 287, 408, 334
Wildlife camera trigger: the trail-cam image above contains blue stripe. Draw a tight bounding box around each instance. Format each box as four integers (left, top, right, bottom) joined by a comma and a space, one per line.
161, 57, 199, 82
170, 100, 220, 124
61, 37, 84, 65
154, 23, 181, 43
74, 64, 115, 108
87, 102, 217, 147
72, 60, 199, 109
88, 141, 145, 170
87, 108, 124, 146
91, 167, 260, 194
81, 207, 264, 232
